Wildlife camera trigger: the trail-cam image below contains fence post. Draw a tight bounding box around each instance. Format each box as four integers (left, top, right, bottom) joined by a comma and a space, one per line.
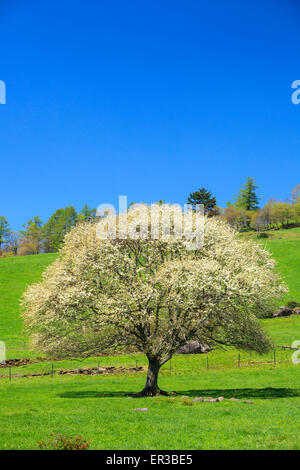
238, 353, 241, 368
9, 366, 11, 381
206, 356, 209, 369
51, 363, 54, 377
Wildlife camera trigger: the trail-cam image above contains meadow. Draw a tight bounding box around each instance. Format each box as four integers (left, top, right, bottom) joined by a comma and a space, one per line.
0, 228, 299, 449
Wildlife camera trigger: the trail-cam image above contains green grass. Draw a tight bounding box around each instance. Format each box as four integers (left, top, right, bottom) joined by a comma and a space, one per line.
0, 254, 57, 354
264, 238, 300, 303
241, 227, 300, 303
0, 366, 299, 450
0, 230, 300, 449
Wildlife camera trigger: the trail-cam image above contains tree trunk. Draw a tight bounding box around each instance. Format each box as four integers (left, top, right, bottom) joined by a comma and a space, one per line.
138, 357, 168, 396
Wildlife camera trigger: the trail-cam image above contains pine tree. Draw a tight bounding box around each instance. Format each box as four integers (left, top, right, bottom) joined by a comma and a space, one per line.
187, 188, 217, 216
78, 204, 96, 222
234, 177, 260, 211
0, 216, 10, 248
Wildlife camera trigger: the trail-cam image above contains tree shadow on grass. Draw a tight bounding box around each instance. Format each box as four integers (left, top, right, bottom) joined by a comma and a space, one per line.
179, 388, 300, 399
59, 391, 131, 399
58, 387, 300, 400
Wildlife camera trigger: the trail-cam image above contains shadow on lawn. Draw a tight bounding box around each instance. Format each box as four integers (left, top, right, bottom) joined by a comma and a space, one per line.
179, 387, 300, 399
59, 387, 300, 400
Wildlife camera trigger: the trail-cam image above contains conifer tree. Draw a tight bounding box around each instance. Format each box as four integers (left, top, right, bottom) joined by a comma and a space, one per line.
234, 177, 260, 211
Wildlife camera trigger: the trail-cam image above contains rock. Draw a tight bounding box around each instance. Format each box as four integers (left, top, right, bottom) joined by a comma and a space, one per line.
193, 397, 204, 402
177, 341, 213, 354
293, 308, 300, 315
273, 307, 293, 318
208, 398, 218, 403
244, 400, 254, 405
229, 398, 240, 401
216, 396, 224, 402
134, 408, 148, 411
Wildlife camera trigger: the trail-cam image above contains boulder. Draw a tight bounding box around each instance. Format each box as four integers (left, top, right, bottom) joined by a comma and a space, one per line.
273, 307, 293, 318
293, 308, 300, 315
216, 396, 224, 402
193, 397, 204, 402
177, 341, 213, 354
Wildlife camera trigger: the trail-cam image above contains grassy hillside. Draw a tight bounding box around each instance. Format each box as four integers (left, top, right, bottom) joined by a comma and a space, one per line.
242, 227, 300, 303
0, 254, 57, 349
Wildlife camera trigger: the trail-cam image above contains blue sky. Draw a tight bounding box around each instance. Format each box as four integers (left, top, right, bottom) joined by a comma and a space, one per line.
0, 0, 300, 230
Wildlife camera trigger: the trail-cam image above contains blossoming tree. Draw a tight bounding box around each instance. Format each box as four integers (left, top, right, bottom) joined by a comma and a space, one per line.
22, 212, 286, 396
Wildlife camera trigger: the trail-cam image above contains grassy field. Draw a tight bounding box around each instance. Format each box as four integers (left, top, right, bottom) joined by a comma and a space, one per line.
0, 230, 299, 449
0, 253, 57, 352
242, 227, 300, 303
0, 365, 299, 450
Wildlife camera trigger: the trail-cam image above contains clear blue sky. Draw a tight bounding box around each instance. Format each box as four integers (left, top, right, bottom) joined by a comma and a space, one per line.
1, 0, 300, 230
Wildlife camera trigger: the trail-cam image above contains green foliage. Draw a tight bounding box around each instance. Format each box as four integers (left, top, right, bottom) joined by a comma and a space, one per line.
20, 216, 44, 255
181, 397, 193, 406
43, 206, 78, 252
257, 232, 269, 239
286, 300, 300, 309
234, 177, 260, 211
38, 433, 90, 450
78, 204, 96, 222
0, 216, 10, 248
187, 187, 218, 216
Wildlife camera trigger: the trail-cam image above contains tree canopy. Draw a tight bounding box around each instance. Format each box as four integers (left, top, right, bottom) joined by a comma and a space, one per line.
187, 188, 218, 216
22, 211, 286, 396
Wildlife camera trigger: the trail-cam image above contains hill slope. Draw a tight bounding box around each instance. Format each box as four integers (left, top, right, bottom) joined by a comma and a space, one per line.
0, 254, 57, 347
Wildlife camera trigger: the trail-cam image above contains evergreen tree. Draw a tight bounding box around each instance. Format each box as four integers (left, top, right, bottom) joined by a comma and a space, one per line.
0, 216, 10, 248
43, 206, 78, 252
234, 177, 260, 211
78, 204, 96, 222
187, 188, 217, 216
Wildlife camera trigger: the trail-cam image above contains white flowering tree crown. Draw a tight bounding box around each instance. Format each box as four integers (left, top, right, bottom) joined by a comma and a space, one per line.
22, 213, 286, 396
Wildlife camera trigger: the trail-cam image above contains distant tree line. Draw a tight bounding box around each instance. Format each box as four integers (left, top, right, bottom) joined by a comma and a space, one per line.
0, 205, 96, 257
187, 178, 300, 233
1, 179, 300, 257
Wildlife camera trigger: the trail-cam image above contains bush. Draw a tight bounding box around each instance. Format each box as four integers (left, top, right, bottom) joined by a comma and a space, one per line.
182, 397, 193, 406
286, 301, 300, 309
257, 232, 269, 239
38, 433, 90, 450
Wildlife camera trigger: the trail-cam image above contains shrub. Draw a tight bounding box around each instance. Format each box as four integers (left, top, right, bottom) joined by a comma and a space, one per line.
286, 301, 300, 309
257, 232, 269, 239
182, 397, 193, 406
38, 433, 90, 450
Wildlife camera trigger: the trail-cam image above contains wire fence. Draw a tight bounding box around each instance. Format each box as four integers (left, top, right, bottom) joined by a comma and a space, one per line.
0, 347, 294, 381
